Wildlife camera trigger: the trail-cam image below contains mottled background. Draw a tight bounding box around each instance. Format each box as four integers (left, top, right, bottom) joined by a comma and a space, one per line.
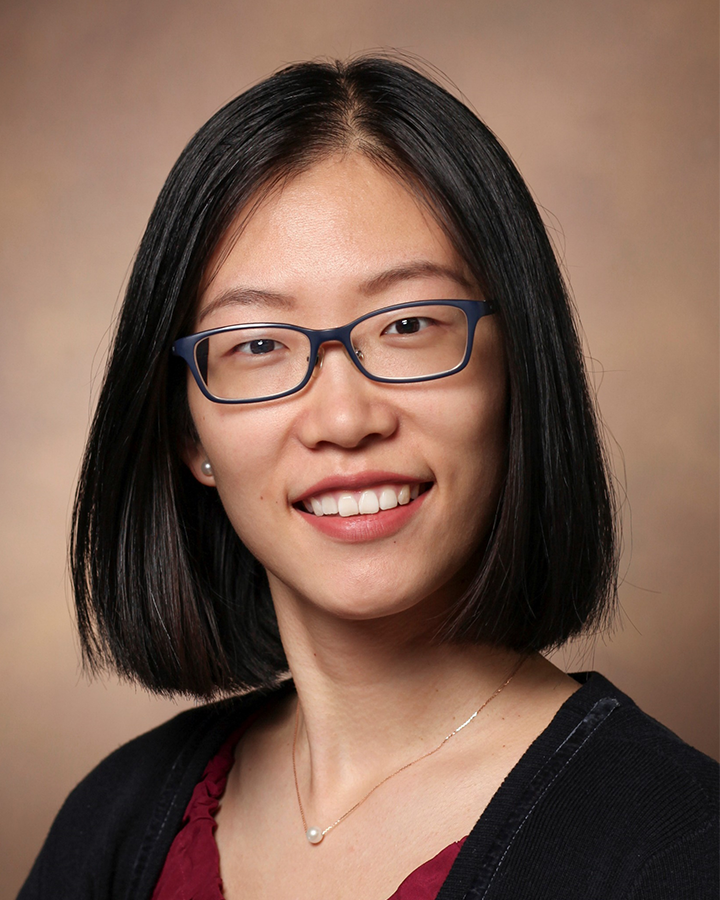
1, 0, 717, 895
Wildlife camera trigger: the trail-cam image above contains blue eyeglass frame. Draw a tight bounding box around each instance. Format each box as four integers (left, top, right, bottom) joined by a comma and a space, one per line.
172, 298, 495, 404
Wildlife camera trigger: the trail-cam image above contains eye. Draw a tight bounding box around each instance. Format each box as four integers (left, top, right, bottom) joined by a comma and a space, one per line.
382, 316, 432, 336
234, 338, 283, 355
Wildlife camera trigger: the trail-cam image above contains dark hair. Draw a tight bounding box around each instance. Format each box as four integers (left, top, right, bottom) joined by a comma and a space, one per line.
71, 55, 618, 698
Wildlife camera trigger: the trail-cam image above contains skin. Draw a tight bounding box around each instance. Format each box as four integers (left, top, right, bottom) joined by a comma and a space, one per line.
184, 153, 579, 900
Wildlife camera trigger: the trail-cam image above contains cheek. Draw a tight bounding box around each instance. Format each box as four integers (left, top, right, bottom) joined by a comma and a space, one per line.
464, 330, 509, 491
460, 409, 507, 537
432, 365, 508, 538
209, 452, 288, 571
468, 377, 508, 479
189, 397, 291, 543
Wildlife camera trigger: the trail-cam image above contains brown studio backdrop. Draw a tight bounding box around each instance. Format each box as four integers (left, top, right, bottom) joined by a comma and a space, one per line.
1, 0, 717, 896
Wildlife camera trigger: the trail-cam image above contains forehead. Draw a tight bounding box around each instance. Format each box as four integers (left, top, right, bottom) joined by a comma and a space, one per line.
196, 154, 474, 324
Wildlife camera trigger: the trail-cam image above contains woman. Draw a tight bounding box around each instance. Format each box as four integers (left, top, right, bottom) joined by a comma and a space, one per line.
20, 57, 717, 899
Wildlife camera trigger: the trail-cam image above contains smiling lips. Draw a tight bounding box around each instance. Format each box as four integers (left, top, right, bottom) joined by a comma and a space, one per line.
301, 483, 422, 518
293, 476, 432, 541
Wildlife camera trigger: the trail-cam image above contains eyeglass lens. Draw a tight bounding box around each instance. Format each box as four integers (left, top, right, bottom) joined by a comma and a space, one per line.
195, 304, 470, 401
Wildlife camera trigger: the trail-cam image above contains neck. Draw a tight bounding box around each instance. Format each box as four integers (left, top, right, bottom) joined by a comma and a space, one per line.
271, 579, 526, 798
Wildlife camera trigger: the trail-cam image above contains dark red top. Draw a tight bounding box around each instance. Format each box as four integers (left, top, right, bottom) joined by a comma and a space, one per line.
152, 721, 466, 900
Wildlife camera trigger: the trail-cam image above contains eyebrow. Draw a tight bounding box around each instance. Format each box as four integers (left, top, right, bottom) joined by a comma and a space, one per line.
359, 261, 473, 295
197, 287, 295, 325
196, 260, 474, 325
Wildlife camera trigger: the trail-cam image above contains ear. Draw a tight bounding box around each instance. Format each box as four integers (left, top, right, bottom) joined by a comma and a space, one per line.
182, 441, 216, 486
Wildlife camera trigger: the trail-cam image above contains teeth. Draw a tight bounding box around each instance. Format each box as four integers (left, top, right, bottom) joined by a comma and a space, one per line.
379, 488, 398, 510
338, 494, 359, 517
300, 483, 427, 518
359, 490, 380, 515
321, 495, 338, 515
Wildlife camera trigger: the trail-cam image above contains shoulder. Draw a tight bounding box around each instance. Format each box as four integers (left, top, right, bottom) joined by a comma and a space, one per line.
565, 673, 718, 812
508, 672, 718, 897
457, 673, 718, 899
50, 697, 244, 825
18, 685, 289, 900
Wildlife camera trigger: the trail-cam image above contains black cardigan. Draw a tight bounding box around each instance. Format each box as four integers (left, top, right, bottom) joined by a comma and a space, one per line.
18, 674, 719, 899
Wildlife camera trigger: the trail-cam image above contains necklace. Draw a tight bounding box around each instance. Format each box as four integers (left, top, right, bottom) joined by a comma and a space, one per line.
292, 658, 524, 844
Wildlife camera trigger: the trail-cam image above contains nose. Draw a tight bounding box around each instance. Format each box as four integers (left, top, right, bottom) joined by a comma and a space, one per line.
295, 342, 399, 450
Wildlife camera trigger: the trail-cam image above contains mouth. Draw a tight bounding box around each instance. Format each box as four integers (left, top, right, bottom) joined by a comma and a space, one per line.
293, 481, 433, 519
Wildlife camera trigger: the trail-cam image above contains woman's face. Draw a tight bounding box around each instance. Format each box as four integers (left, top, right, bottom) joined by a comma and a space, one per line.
186, 154, 508, 627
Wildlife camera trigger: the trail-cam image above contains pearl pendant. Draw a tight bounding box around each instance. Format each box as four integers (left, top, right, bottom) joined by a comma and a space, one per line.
306, 826, 324, 844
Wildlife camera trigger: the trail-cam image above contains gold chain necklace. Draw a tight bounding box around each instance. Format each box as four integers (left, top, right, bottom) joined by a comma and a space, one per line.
292, 659, 524, 844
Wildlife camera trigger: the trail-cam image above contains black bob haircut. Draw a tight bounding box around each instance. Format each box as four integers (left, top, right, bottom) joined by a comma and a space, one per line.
72, 56, 618, 698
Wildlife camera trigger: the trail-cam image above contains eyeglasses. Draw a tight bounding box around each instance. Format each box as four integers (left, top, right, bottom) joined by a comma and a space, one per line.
172, 299, 494, 404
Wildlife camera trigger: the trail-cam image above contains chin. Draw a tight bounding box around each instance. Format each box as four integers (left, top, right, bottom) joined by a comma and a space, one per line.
292, 574, 456, 632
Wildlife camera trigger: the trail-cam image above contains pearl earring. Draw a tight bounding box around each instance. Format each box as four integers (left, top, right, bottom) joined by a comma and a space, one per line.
200, 460, 213, 477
